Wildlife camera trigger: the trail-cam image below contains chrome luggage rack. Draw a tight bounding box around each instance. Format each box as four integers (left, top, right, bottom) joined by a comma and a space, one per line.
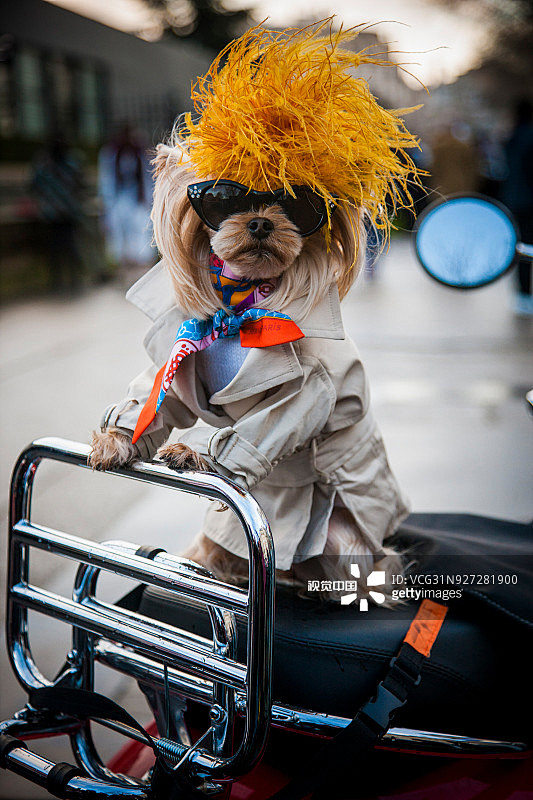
1, 438, 529, 798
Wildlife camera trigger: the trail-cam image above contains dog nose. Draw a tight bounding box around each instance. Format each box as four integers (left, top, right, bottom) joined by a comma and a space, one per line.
247, 217, 274, 239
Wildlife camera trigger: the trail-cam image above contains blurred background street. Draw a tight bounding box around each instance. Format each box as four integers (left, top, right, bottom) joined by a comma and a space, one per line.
1, 0, 533, 797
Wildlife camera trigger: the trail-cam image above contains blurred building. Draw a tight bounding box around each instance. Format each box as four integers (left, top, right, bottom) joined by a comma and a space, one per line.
0, 0, 212, 157
0, 0, 212, 300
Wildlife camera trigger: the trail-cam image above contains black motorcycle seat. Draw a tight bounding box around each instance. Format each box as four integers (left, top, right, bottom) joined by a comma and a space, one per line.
137, 513, 533, 743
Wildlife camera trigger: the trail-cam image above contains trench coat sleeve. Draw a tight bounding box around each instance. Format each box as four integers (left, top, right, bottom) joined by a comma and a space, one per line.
178, 357, 337, 490
101, 364, 198, 460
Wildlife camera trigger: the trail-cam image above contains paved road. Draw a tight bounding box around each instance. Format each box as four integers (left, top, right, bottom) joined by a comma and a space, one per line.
1, 236, 532, 797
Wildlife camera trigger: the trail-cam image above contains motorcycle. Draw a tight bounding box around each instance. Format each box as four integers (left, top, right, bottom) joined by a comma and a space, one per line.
1, 195, 532, 800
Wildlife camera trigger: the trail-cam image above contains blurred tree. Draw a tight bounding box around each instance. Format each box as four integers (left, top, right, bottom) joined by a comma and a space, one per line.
143, 0, 252, 53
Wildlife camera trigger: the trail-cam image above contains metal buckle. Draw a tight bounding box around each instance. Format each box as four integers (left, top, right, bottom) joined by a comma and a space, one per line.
359, 683, 407, 733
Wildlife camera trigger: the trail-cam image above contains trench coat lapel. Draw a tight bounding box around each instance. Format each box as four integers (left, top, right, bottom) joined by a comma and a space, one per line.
126, 261, 175, 321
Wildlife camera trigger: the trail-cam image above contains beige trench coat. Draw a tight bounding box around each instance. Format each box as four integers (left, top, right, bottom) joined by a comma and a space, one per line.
103, 262, 410, 570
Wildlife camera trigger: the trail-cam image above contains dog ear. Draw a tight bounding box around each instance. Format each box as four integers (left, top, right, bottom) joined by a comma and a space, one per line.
152, 144, 175, 176
330, 204, 364, 300
152, 141, 191, 177
151, 138, 215, 318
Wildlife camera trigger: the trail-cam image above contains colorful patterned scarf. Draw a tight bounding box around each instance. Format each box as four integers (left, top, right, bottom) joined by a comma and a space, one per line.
132, 253, 303, 443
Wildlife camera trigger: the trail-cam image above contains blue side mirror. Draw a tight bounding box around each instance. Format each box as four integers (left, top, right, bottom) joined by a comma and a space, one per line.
414, 195, 519, 289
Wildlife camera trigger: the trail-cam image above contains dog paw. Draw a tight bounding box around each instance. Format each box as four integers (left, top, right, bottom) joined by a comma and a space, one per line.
88, 429, 139, 471
157, 443, 211, 472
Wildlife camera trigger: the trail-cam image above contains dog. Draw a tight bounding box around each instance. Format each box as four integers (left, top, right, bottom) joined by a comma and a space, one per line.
89, 22, 420, 600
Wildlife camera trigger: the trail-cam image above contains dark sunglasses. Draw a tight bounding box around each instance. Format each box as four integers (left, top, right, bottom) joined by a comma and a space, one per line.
187, 179, 335, 236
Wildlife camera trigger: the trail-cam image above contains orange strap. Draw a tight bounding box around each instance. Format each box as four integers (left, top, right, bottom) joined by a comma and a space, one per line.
404, 599, 448, 657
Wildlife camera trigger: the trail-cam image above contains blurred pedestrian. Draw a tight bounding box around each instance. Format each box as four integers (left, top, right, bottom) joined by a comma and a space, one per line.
477, 130, 507, 200
429, 122, 480, 198
501, 99, 533, 316
98, 124, 154, 281
31, 137, 85, 295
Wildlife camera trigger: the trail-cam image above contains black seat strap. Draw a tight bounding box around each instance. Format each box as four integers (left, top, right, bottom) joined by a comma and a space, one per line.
30, 686, 157, 749
267, 599, 448, 800
29, 687, 206, 799
117, 545, 168, 611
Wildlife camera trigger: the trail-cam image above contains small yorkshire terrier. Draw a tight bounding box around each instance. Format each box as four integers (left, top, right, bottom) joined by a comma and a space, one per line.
89, 21, 420, 599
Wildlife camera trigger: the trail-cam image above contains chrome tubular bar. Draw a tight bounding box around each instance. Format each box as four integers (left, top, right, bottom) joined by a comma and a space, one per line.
12, 519, 249, 613
6, 437, 275, 785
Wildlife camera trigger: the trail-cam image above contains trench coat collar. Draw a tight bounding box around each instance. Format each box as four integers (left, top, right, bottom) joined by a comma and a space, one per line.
126, 261, 346, 338
126, 261, 346, 406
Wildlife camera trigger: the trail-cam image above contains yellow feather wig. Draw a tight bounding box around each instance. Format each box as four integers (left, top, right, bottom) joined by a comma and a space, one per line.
180, 19, 422, 237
